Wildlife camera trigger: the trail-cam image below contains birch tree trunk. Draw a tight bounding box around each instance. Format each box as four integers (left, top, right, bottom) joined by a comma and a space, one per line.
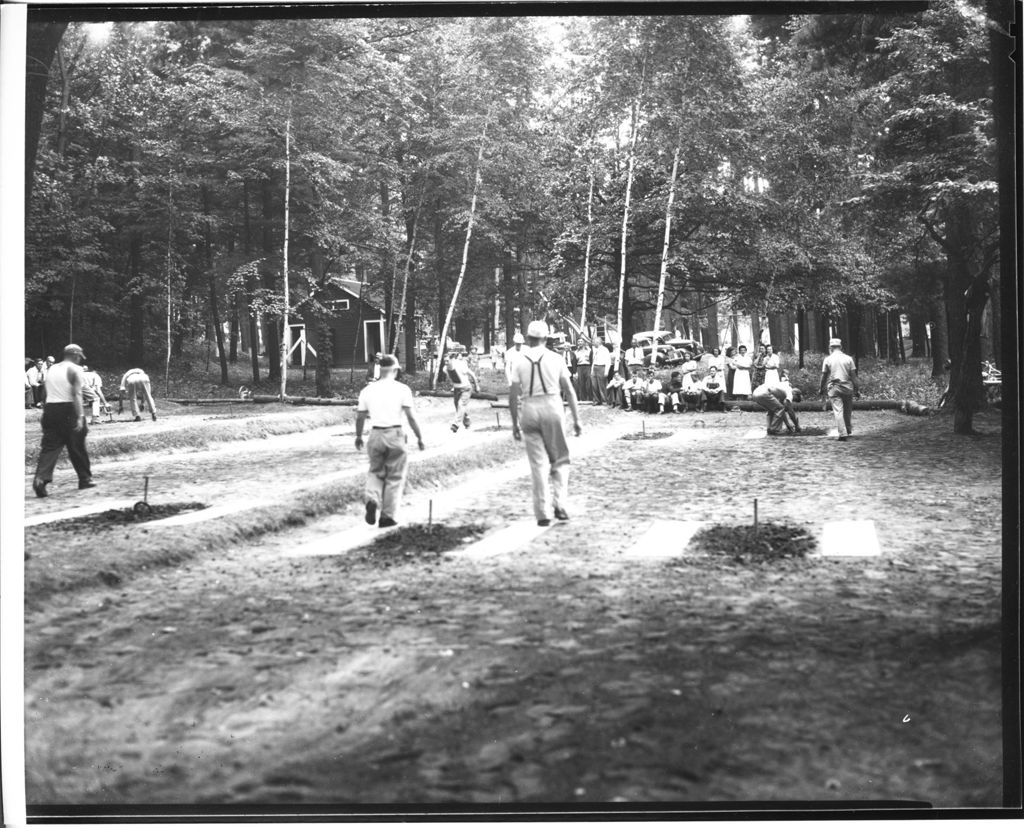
580, 165, 595, 331
280, 102, 291, 400
616, 56, 646, 344
652, 138, 682, 336
393, 188, 423, 355
431, 117, 489, 389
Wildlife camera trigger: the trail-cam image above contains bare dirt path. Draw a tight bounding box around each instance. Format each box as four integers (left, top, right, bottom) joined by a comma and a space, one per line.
23, 406, 1002, 810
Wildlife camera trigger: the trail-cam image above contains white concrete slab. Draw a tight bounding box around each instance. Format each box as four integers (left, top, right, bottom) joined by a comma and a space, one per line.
283, 521, 403, 558
817, 519, 881, 557
622, 519, 705, 560
147, 503, 259, 527
448, 519, 555, 559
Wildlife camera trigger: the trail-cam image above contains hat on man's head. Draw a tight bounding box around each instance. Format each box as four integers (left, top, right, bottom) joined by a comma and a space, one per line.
64, 344, 86, 359
512, 332, 525, 344
829, 337, 842, 348
526, 320, 549, 339
379, 354, 399, 371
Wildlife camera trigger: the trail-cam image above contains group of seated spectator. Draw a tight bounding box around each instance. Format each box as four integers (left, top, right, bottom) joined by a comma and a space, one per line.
606, 364, 727, 414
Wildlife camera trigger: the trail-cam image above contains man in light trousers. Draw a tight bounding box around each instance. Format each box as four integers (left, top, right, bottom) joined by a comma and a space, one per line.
509, 320, 582, 527
119, 368, 157, 421
354, 355, 424, 527
819, 337, 860, 441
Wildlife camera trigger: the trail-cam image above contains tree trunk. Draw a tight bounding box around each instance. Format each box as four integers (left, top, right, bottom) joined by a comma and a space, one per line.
929, 294, 949, 377
705, 298, 720, 350
315, 316, 333, 397
908, 311, 928, 358
229, 295, 239, 362
502, 249, 516, 346
128, 236, 145, 365
794, 304, 802, 366
580, 165, 595, 330
243, 179, 260, 383
25, 22, 67, 204
616, 60, 646, 343
280, 103, 291, 401
652, 138, 682, 336
202, 186, 229, 386
261, 179, 280, 383
380, 177, 397, 351
432, 115, 489, 389
404, 279, 417, 373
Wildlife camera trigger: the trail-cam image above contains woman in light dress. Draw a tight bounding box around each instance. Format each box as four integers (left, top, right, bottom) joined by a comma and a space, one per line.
763, 344, 781, 386
732, 344, 753, 398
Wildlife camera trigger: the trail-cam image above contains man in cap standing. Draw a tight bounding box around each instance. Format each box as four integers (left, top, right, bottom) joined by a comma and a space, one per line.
509, 320, 582, 526
444, 347, 479, 432
819, 338, 860, 441
354, 355, 425, 527
504, 332, 525, 387
32, 344, 94, 496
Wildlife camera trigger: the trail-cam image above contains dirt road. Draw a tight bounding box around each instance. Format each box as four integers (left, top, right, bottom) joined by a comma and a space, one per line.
23, 402, 1003, 811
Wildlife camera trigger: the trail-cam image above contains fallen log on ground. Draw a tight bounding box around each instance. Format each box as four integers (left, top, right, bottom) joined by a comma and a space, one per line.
416, 390, 499, 402
489, 398, 932, 415
251, 394, 358, 406
166, 398, 256, 405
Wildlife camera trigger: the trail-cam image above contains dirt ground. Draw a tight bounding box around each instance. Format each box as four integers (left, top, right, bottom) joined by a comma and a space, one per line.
21, 397, 1003, 813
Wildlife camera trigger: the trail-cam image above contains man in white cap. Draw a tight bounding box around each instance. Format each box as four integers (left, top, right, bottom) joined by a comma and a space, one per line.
354, 355, 425, 527
504, 332, 525, 386
444, 347, 479, 432
32, 343, 94, 496
509, 320, 582, 526
819, 337, 860, 441
119, 368, 157, 422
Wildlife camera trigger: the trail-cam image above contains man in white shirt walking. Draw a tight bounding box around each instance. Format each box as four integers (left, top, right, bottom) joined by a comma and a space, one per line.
354, 355, 425, 527
32, 344, 94, 497
444, 348, 479, 432
819, 338, 860, 441
509, 320, 582, 526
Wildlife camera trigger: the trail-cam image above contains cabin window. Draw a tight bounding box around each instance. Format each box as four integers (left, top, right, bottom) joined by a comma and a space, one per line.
326, 299, 350, 312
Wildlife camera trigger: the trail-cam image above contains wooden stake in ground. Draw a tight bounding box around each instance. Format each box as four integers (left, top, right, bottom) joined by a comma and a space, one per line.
754, 497, 759, 538
431, 114, 490, 389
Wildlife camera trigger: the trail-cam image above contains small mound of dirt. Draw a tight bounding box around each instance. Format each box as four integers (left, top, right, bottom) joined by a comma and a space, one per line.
344, 523, 487, 569
619, 431, 672, 441
776, 426, 829, 437
40, 502, 208, 532
687, 522, 816, 562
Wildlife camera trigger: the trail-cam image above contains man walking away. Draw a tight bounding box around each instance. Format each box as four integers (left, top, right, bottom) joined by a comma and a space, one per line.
819, 338, 860, 441
119, 368, 157, 422
444, 348, 479, 432
354, 355, 425, 528
32, 344, 94, 497
509, 320, 582, 526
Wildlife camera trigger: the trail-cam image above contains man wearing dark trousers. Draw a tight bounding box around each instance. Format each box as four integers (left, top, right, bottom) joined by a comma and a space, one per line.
32, 344, 94, 497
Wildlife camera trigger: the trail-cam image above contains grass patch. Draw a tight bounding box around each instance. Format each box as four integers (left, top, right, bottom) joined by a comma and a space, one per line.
25, 406, 351, 466
24, 436, 523, 607
687, 522, 817, 563
783, 353, 945, 406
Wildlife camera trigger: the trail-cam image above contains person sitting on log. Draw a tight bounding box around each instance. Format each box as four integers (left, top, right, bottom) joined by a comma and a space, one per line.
622, 372, 644, 411
667, 371, 684, 413
679, 369, 704, 412
701, 365, 726, 412
643, 370, 668, 414
606, 369, 626, 409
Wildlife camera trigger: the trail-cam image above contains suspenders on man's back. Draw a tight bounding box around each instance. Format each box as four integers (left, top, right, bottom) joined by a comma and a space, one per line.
522, 352, 548, 397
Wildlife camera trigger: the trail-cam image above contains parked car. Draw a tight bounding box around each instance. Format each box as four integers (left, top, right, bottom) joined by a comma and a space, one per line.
663, 338, 705, 365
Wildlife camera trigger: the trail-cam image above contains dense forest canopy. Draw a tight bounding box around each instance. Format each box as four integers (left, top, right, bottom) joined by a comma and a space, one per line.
24, 5, 1010, 429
